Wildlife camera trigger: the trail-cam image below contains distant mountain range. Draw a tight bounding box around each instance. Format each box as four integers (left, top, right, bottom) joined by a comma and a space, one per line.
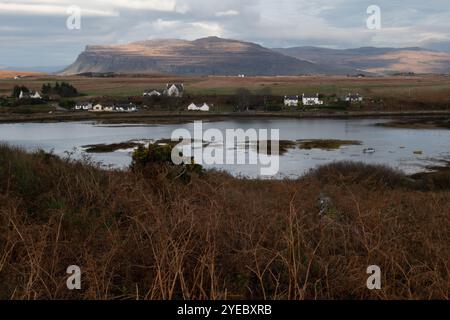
61, 37, 450, 76
274, 46, 450, 75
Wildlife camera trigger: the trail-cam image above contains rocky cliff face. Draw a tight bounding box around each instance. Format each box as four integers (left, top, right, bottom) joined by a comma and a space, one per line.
61, 37, 354, 76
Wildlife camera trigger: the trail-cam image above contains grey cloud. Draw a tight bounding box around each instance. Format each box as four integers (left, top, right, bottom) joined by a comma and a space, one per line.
1, 0, 450, 67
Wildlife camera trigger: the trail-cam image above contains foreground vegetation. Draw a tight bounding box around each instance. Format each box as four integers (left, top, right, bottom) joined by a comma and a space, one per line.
0, 145, 448, 300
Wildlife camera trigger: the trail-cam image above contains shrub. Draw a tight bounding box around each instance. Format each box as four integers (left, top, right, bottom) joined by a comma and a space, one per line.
131, 144, 202, 182
307, 161, 413, 189
12, 85, 29, 98
58, 100, 76, 109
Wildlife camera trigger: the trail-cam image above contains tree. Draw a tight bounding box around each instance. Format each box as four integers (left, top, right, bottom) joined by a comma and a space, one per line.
131, 144, 202, 183
258, 86, 272, 110
59, 82, 78, 97
235, 88, 252, 112
12, 85, 29, 98
0, 96, 8, 107
41, 83, 52, 94
41, 82, 79, 97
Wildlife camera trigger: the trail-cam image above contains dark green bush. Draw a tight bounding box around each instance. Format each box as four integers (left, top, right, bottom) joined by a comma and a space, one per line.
132, 144, 202, 183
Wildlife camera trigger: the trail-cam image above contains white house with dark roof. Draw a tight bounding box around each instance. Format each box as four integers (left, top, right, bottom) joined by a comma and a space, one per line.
164, 83, 184, 97
102, 104, 115, 112
115, 103, 138, 112
75, 102, 93, 111
302, 93, 323, 106
187, 103, 210, 112
187, 103, 199, 111
284, 96, 299, 107
199, 103, 210, 112
19, 90, 41, 100
90, 104, 104, 112
143, 90, 161, 97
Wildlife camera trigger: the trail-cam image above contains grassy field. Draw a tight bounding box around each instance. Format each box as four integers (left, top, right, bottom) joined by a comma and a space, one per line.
0, 104, 55, 115
0, 145, 448, 300
2, 74, 450, 102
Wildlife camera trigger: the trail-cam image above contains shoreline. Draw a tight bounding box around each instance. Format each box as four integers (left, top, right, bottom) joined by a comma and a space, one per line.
0, 110, 449, 124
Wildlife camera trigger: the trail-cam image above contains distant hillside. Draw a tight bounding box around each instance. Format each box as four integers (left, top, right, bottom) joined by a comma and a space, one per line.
0, 70, 46, 79
61, 37, 358, 76
274, 46, 450, 74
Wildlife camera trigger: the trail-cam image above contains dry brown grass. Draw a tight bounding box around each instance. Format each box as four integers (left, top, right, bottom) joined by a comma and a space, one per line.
2, 74, 450, 102
0, 145, 448, 300
0, 71, 46, 80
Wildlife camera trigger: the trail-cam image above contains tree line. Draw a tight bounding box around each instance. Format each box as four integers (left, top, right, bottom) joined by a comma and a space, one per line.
11, 82, 80, 99
41, 82, 79, 97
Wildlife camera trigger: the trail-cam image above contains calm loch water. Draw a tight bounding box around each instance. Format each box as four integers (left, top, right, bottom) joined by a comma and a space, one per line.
0, 118, 449, 179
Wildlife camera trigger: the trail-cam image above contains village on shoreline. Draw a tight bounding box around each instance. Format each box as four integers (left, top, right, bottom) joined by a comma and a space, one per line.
1, 74, 449, 126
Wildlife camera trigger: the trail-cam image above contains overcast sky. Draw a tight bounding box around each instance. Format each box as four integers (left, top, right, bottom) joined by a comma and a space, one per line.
1, 0, 450, 68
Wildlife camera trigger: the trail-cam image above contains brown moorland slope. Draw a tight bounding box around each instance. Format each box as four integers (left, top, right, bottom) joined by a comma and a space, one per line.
0, 70, 46, 79
0, 145, 448, 300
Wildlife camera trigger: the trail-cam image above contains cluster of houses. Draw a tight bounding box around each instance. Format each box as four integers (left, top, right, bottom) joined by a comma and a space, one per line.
187, 103, 210, 112
344, 93, 363, 103
19, 90, 42, 100
74, 102, 138, 113
143, 83, 184, 98
143, 83, 212, 112
284, 94, 323, 107
72, 83, 186, 113
284, 93, 363, 107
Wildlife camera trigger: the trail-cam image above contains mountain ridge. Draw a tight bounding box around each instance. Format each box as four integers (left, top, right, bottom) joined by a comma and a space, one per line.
61, 37, 358, 76
61, 37, 450, 76
274, 46, 450, 74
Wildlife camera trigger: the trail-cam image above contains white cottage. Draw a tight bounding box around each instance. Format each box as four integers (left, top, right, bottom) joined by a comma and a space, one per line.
19, 90, 41, 100
284, 96, 299, 107
199, 103, 210, 112
187, 103, 199, 111
75, 102, 93, 111
187, 103, 210, 112
90, 104, 104, 112
116, 103, 138, 113
103, 105, 115, 112
143, 90, 161, 97
164, 84, 184, 97
302, 93, 323, 106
